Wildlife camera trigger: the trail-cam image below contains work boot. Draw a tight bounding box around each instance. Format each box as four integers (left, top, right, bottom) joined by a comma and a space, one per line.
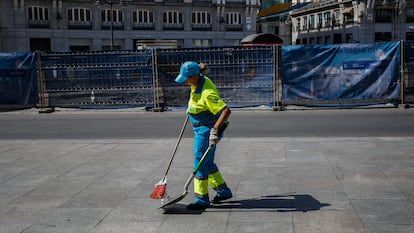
212, 188, 233, 204
212, 194, 233, 204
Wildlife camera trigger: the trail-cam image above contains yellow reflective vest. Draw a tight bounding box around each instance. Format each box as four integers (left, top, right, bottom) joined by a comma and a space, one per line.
187, 76, 226, 121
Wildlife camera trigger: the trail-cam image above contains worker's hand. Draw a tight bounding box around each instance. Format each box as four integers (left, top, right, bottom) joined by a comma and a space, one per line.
209, 128, 220, 145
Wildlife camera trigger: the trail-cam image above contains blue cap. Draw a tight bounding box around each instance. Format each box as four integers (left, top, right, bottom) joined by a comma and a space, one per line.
175, 61, 200, 83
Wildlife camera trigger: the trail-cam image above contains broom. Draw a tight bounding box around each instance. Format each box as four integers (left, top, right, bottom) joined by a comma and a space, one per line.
150, 115, 189, 199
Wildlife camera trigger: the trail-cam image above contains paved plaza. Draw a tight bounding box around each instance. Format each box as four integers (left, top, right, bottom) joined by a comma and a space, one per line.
0, 134, 413, 233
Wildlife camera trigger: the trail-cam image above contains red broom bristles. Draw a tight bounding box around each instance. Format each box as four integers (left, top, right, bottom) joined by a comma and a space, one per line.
150, 183, 166, 199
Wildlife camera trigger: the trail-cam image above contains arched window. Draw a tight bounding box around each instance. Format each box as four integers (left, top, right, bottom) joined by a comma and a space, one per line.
163, 11, 183, 30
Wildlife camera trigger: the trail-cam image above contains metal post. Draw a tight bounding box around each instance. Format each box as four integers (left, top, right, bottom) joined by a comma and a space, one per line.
152, 48, 158, 110
398, 40, 408, 109
272, 45, 277, 110
36, 52, 45, 110
36, 51, 55, 113
151, 48, 163, 112
272, 45, 282, 111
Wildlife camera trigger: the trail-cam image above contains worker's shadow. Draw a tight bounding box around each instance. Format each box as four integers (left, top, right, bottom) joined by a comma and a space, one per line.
211, 194, 330, 212
163, 194, 329, 214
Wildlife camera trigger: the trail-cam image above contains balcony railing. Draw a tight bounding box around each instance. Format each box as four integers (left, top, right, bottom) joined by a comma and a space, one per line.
101, 21, 125, 30
28, 19, 50, 28
225, 24, 243, 31
191, 23, 212, 31
68, 21, 92, 29
163, 23, 184, 30
133, 22, 155, 30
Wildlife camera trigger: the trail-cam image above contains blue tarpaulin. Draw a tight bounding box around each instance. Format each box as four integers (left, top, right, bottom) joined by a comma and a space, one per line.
281, 42, 401, 105
0, 52, 38, 108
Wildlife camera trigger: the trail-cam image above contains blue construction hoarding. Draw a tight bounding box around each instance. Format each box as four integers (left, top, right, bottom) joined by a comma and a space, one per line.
281, 41, 401, 105
0, 52, 38, 109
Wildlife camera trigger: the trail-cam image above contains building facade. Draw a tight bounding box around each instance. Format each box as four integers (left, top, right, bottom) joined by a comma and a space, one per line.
257, 2, 311, 45
0, 0, 259, 52
290, 0, 412, 45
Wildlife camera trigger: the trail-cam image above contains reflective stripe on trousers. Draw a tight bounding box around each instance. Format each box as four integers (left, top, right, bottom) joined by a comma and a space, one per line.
192, 123, 231, 205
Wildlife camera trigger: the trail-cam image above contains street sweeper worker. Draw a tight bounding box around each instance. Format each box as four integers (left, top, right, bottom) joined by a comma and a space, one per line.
175, 61, 233, 210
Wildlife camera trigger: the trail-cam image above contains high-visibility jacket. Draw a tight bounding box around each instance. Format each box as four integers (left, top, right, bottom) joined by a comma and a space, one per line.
187, 75, 226, 124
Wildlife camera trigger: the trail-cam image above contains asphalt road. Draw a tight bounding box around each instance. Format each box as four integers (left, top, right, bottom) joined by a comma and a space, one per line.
0, 107, 414, 139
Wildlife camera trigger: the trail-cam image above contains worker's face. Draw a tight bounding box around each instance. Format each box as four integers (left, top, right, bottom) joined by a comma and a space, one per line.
184, 74, 199, 86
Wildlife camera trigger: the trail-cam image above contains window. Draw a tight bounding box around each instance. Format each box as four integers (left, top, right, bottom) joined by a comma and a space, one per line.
28, 6, 49, 21
133, 10, 153, 24
375, 32, 392, 42
30, 38, 51, 52
317, 13, 323, 28
346, 34, 353, 43
193, 39, 212, 48
309, 37, 315, 44
343, 7, 354, 23
324, 12, 331, 27
101, 9, 123, 30
163, 11, 183, 29
317, 36, 323, 44
192, 11, 212, 30
101, 9, 123, 23
133, 10, 154, 29
324, 36, 331, 44
333, 33, 342, 44
375, 7, 392, 23
226, 12, 242, 31
302, 38, 307, 45
302, 16, 307, 30
269, 26, 278, 35
406, 32, 414, 40
163, 11, 182, 24
407, 8, 414, 22
192, 11, 211, 24
226, 12, 241, 24
68, 8, 91, 22
68, 8, 91, 28
333, 11, 340, 25
257, 24, 262, 33
309, 15, 315, 29
28, 6, 50, 28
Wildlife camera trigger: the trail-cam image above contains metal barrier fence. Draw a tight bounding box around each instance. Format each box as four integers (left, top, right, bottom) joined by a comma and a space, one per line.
33, 43, 413, 111
38, 50, 154, 109
154, 46, 278, 109
37, 46, 280, 110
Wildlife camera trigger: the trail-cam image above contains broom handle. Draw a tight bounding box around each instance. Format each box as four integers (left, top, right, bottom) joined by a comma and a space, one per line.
163, 115, 189, 178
